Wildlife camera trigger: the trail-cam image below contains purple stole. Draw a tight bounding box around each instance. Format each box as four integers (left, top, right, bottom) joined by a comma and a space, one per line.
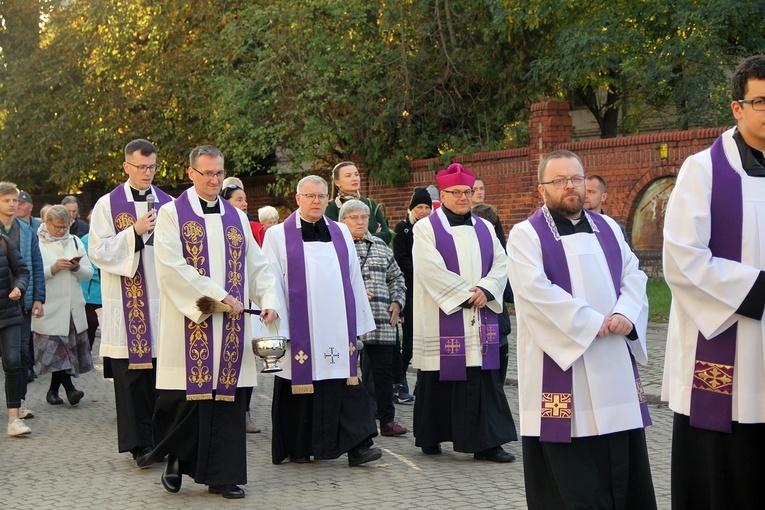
284, 212, 359, 394
429, 212, 500, 381
109, 185, 172, 369
175, 192, 246, 401
689, 136, 742, 433
529, 207, 651, 443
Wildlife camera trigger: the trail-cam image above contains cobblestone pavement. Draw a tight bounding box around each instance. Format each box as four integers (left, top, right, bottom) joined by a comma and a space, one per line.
1, 324, 673, 509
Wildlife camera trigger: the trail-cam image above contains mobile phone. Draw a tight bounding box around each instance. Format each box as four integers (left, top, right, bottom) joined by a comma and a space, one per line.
70, 256, 83, 263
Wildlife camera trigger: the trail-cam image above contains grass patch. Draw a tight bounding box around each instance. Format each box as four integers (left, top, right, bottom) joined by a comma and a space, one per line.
647, 277, 671, 322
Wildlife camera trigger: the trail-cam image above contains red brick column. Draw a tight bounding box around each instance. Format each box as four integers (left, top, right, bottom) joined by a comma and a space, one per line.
529, 101, 573, 170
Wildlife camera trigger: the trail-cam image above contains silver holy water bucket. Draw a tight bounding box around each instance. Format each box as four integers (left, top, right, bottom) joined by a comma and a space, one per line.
251, 336, 289, 373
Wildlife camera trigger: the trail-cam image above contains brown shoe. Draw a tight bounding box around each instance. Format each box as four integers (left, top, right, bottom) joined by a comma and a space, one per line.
380, 421, 408, 436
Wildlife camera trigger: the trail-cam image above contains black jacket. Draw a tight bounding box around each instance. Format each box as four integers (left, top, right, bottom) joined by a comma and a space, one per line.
0, 233, 30, 328
393, 216, 415, 319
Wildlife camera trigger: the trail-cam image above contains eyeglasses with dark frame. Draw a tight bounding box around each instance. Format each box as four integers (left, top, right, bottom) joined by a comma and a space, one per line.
442, 189, 475, 198
191, 167, 226, 180
539, 176, 586, 189
298, 193, 329, 201
125, 161, 158, 173
737, 97, 765, 111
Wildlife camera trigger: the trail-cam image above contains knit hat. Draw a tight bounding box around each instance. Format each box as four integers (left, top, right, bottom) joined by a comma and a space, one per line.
408, 187, 432, 211
436, 163, 476, 190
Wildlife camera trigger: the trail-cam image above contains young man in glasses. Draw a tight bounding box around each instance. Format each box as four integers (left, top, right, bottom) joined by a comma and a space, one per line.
410, 163, 517, 463
662, 55, 765, 509
507, 150, 655, 509
88, 139, 173, 468
151, 145, 279, 499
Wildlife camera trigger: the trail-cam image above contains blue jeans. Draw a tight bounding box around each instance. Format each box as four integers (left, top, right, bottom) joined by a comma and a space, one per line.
0, 324, 23, 408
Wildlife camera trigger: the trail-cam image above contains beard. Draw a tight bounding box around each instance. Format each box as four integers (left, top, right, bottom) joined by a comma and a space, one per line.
547, 192, 585, 218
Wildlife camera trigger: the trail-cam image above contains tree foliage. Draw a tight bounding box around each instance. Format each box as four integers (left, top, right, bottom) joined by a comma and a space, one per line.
494, 0, 765, 137
0, 0, 762, 192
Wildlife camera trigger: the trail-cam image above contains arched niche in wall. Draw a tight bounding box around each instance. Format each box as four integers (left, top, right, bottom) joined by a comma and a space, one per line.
631, 176, 676, 251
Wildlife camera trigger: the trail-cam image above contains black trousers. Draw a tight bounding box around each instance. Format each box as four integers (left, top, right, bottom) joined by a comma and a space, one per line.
671, 413, 765, 510
361, 344, 396, 426
152, 387, 248, 486
105, 357, 158, 452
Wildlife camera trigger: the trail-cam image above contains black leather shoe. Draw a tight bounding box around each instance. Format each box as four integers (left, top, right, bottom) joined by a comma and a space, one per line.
46, 390, 63, 405
473, 446, 516, 463
348, 445, 382, 466
290, 455, 311, 464
66, 389, 84, 406
208, 485, 245, 499
421, 444, 442, 455
161, 456, 182, 493
133, 446, 155, 468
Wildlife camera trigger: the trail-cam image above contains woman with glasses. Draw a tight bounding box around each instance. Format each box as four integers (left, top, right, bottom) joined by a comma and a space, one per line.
325, 162, 393, 244
32, 205, 94, 406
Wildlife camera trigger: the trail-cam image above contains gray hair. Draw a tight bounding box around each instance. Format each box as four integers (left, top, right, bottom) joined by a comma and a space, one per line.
189, 145, 224, 168
338, 199, 370, 221
61, 195, 79, 206
296, 175, 328, 194
258, 205, 279, 223
46, 204, 71, 224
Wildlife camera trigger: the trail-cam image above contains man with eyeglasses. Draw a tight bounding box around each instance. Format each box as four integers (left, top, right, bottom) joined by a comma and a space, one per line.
151, 145, 279, 499
411, 163, 517, 463
507, 150, 655, 509
88, 139, 173, 468
662, 55, 765, 509
259, 175, 382, 468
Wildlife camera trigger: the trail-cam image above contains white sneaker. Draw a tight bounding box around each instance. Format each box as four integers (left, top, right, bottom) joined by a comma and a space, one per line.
8, 418, 32, 436
19, 400, 34, 419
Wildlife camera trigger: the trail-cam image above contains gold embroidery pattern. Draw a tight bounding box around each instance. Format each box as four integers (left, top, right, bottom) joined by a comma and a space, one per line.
349, 342, 356, 355
218, 225, 245, 390
693, 360, 733, 395
115, 212, 136, 231
635, 378, 647, 404
125, 270, 150, 358
182, 220, 207, 275
541, 392, 572, 418
295, 350, 309, 364
187, 319, 212, 387
444, 337, 462, 355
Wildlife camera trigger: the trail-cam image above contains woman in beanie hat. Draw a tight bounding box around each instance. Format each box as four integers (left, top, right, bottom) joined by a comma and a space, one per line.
392, 187, 433, 402
325, 162, 393, 244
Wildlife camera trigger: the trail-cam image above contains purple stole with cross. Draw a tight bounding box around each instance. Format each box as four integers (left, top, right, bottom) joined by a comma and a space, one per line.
529, 207, 651, 443
284, 212, 359, 394
109, 185, 172, 369
689, 136, 743, 433
175, 192, 246, 401
429, 211, 500, 381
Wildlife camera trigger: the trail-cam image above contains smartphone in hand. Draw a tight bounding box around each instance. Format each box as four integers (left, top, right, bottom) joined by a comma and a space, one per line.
69, 256, 83, 263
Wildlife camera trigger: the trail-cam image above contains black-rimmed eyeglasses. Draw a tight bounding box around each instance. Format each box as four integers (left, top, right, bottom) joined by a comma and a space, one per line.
737, 97, 765, 111
539, 176, 585, 189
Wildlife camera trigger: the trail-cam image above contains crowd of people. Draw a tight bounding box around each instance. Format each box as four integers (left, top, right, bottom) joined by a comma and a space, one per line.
1, 54, 764, 509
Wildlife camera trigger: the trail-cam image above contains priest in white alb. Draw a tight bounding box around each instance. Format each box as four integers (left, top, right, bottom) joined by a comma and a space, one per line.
89, 139, 172, 468
151, 145, 279, 500
507, 150, 656, 509
662, 55, 765, 510
260, 175, 382, 467
411, 163, 517, 463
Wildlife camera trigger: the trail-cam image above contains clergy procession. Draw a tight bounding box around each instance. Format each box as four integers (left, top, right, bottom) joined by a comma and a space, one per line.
2, 54, 765, 509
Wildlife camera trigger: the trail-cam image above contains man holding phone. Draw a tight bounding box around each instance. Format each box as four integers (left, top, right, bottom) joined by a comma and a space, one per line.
88, 139, 173, 467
